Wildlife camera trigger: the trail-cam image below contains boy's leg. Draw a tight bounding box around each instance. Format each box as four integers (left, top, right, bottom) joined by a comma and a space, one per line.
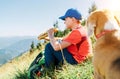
44, 43, 56, 68
53, 47, 78, 65
44, 43, 77, 68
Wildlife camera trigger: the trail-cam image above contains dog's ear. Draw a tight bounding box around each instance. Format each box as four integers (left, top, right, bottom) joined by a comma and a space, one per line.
86, 20, 96, 37
86, 11, 98, 37
114, 15, 120, 27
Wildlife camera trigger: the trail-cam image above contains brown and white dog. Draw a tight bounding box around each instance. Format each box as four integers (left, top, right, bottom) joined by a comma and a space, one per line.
86, 10, 120, 79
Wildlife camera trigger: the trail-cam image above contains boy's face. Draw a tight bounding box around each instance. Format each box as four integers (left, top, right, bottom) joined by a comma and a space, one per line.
64, 17, 73, 29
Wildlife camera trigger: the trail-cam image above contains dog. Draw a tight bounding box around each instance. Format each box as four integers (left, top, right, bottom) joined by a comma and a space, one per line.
86, 10, 120, 79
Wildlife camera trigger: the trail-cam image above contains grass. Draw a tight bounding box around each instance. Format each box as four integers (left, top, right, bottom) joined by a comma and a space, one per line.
14, 58, 94, 79
14, 69, 28, 79
0, 43, 94, 79
0, 49, 42, 79
43, 59, 94, 79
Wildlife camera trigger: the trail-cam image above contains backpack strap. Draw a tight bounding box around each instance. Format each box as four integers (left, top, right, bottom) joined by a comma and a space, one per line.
76, 36, 87, 51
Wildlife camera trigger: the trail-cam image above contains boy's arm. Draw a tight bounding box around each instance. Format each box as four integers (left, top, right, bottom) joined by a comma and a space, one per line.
47, 28, 71, 51
44, 37, 62, 41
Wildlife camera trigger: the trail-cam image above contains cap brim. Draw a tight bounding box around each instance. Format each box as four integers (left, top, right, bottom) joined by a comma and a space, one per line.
59, 16, 66, 20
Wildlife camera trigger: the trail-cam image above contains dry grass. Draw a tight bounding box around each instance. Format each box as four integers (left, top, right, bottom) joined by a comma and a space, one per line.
0, 49, 41, 79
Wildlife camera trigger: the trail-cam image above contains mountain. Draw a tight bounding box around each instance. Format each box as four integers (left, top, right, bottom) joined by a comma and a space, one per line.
0, 36, 36, 49
0, 36, 40, 65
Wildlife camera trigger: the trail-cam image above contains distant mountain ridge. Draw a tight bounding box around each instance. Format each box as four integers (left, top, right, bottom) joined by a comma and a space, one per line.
0, 36, 40, 65
0, 36, 37, 49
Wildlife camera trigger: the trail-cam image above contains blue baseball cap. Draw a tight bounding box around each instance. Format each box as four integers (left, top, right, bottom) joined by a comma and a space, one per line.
59, 8, 82, 20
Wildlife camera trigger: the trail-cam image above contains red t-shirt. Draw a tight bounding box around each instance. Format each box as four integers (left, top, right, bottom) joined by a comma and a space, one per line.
63, 26, 91, 63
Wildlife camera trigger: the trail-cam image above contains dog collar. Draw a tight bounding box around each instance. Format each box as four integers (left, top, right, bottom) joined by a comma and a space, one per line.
96, 30, 112, 39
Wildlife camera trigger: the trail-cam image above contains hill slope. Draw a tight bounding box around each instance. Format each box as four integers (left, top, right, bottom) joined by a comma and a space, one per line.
0, 49, 94, 79
0, 37, 39, 65
0, 49, 41, 79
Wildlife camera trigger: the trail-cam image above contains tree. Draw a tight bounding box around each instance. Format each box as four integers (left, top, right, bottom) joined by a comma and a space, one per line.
53, 20, 59, 28
88, 3, 97, 14
31, 41, 35, 49
53, 20, 71, 37
30, 41, 35, 53
63, 29, 71, 36
53, 20, 63, 37
36, 42, 42, 50
81, 20, 86, 26
80, 3, 97, 26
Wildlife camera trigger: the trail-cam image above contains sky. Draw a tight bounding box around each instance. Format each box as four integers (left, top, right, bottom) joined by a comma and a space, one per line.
0, 0, 120, 37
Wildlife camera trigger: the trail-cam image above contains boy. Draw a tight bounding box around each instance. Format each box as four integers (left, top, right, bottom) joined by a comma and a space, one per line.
45, 8, 91, 67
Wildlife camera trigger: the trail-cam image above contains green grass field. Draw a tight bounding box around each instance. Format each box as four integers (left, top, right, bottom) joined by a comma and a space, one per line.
15, 58, 94, 79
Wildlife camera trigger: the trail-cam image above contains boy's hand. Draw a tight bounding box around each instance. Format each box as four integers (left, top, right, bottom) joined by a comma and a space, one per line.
47, 28, 54, 38
44, 37, 50, 41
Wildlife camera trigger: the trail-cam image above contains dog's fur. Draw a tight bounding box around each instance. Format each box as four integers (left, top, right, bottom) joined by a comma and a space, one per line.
86, 10, 120, 79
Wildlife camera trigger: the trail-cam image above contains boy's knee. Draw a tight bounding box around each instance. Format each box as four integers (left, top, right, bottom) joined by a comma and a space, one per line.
44, 43, 54, 55
45, 43, 51, 48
